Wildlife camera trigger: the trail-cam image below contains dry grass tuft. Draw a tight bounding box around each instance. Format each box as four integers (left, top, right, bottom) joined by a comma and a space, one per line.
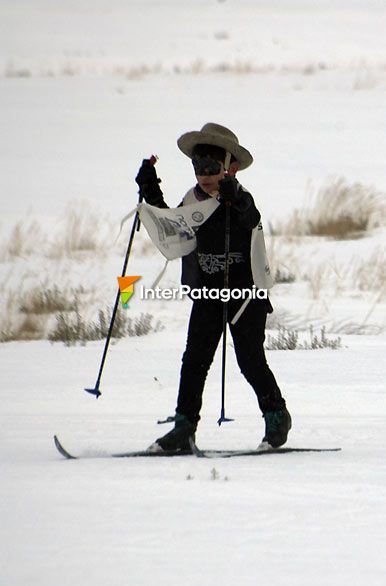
0, 281, 164, 344
0, 285, 85, 342
48, 307, 164, 346
266, 325, 342, 350
0, 312, 48, 342
50, 200, 113, 258
0, 201, 115, 261
19, 285, 78, 314
273, 176, 386, 239
2, 219, 46, 260
355, 247, 386, 296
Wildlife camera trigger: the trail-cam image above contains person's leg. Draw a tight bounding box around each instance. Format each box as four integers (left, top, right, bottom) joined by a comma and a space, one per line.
175, 299, 224, 424
230, 300, 284, 411
150, 300, 223, 452
230, 300, 291, 447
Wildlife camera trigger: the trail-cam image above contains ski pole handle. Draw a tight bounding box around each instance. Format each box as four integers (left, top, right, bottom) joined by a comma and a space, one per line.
136, 154, 158, 230
137, 154, 158, 202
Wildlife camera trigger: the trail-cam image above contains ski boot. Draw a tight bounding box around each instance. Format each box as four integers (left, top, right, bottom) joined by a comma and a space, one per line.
260, 407, 292, 448
147, 413, 197, 453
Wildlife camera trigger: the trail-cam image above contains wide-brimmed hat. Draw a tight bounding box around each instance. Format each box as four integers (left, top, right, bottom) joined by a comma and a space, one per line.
177, 122, 253, 170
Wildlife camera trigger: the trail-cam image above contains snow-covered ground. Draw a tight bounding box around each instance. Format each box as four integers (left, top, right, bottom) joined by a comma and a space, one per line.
2, 333, 386, 586
1, 1, 386, 585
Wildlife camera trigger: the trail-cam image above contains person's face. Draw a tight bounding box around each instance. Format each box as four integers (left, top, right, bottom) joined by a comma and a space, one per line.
191, 145, 240, 196
193, 155, 227, 197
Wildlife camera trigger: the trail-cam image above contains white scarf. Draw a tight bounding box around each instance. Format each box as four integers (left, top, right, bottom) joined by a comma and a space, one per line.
139, 187, 273, 291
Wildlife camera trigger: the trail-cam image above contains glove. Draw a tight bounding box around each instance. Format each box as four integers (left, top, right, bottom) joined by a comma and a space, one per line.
218, 176, 242, 204
135, 159, 164, 206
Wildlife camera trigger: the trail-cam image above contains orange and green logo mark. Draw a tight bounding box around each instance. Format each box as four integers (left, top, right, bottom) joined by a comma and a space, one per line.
117, 276, 141, 308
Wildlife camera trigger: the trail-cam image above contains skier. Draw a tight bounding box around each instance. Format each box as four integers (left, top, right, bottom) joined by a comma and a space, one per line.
135, 122, 291, 452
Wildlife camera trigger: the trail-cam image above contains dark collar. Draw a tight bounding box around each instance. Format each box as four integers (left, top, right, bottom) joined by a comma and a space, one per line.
194, 184, 211, 201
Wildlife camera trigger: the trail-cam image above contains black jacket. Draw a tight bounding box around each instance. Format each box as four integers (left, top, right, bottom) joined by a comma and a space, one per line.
181, 187, 260, 290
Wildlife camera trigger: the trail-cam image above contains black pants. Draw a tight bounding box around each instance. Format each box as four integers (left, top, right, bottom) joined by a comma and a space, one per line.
176, 298, 285, 424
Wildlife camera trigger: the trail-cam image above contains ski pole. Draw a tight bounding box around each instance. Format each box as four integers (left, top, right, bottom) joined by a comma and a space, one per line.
217, 201, 234, 425
84, 155, 157, 398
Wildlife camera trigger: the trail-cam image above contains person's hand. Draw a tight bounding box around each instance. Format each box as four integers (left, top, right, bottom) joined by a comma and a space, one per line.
135, 159, 164, 206
218, 176, 242, 204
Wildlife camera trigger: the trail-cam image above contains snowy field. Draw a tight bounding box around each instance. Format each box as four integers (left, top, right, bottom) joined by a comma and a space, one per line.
1, 1, 386, 585
2, 333, 386, 586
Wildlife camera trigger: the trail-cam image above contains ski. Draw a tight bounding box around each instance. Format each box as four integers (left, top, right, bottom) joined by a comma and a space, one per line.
53, 435, 192, 459
54, 435, 341, 460
189, 441, 341, 459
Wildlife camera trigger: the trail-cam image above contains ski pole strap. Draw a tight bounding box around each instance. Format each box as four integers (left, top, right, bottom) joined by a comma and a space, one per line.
151, 260, 169, 288
117, 205, 139, 240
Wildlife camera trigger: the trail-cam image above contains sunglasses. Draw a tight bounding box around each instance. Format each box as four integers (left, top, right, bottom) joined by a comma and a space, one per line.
192, 155, 223, 176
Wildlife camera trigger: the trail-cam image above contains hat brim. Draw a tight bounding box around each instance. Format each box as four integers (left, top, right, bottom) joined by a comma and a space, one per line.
177, 131, 253, 171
